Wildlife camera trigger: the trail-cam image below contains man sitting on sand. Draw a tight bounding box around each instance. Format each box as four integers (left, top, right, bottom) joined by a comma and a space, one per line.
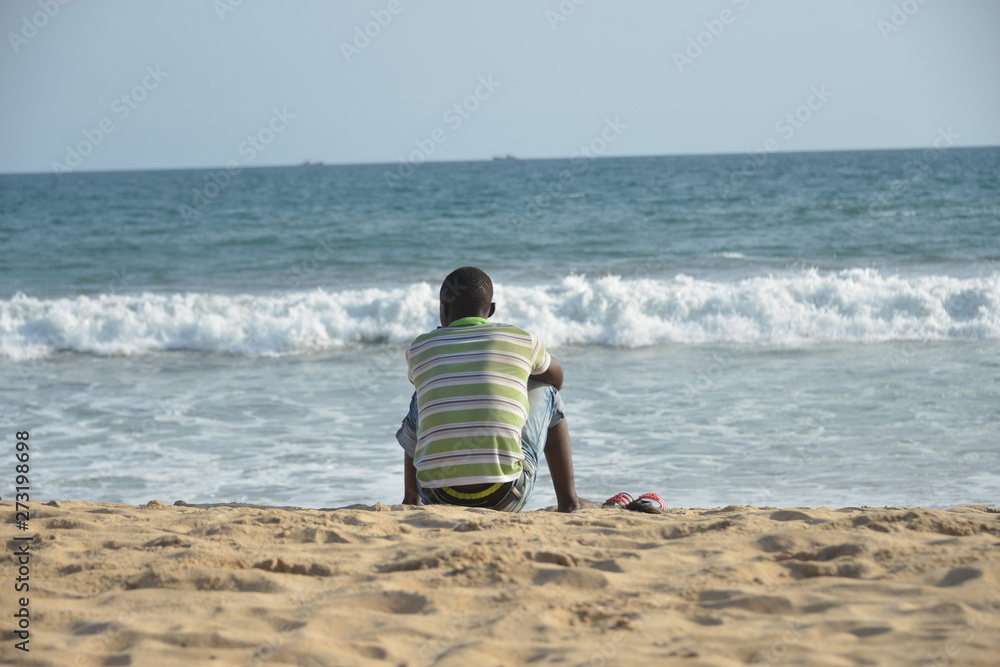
396, 266, 581, 512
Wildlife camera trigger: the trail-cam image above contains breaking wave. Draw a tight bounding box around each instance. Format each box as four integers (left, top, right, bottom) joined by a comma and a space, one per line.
2, 269, 998, 360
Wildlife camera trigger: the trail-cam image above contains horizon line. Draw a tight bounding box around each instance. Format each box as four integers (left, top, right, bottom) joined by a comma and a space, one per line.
2, 143, 997, 177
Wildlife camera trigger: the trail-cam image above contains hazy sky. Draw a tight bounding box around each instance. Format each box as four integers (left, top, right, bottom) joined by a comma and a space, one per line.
2, 1, 998, 174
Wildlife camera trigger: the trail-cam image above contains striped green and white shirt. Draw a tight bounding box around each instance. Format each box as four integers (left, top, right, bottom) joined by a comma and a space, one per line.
406, 318, 551, 488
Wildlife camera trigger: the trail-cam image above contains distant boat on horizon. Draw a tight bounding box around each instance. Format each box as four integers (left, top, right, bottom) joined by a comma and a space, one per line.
492, 154, 518, 161
299, 160, 324, 166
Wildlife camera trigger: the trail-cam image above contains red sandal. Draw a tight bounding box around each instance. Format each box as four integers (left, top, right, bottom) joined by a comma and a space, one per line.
602, 492, 634, 509
626, 492, 667, 514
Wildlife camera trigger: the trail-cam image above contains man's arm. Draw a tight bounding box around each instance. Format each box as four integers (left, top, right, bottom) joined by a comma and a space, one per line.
402, 454, 422, 505
533, 356, 563, 390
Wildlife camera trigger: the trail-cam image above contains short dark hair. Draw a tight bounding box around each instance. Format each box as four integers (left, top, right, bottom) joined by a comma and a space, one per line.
440, 266, 493, 313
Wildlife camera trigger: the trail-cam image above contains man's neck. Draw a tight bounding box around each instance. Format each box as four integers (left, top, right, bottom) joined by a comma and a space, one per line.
447, 316, 489, 327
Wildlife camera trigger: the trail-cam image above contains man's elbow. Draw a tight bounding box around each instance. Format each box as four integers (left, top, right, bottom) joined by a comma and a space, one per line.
535, 358, 564, 390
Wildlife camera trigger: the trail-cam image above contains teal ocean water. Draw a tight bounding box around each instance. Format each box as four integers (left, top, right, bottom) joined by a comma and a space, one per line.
2, 148, 999, 509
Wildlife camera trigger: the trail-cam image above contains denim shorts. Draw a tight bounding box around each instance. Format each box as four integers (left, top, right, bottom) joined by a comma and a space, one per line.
395, 378, 565, 512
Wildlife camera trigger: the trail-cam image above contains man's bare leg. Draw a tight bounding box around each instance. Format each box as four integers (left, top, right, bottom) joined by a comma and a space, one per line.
544, 419, 581, 512
402, 454, 422, 506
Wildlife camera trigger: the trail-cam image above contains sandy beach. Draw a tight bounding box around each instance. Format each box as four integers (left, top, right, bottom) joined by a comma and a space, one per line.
2, 500, 999, 666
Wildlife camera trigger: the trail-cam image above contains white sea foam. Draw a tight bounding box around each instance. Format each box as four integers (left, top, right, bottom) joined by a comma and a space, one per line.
2, 269, 998, 360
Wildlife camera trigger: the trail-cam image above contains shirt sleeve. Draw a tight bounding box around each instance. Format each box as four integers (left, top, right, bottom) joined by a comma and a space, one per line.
529, 333, 551, 375
405, 345, 415, 385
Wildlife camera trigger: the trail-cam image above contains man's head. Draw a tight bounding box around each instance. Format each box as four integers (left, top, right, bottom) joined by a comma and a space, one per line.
439, 266, 495, 326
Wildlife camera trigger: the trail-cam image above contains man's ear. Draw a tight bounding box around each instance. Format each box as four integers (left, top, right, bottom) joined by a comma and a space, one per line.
488, 302, 496, 318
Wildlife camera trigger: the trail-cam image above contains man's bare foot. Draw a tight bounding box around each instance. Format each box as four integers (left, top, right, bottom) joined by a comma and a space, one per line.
557, 496, 582, 513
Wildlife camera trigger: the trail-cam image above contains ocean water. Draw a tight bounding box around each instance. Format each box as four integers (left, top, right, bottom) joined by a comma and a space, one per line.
2, 148, 999, 510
